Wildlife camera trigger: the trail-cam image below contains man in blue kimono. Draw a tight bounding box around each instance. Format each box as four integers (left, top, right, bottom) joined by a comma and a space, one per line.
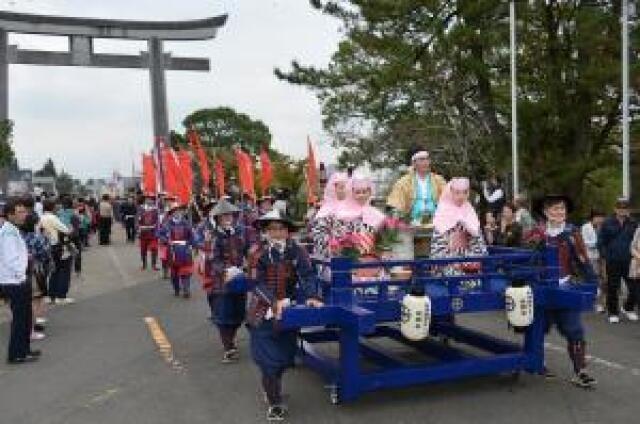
246, 209, 323, 421
529, 194, 597, 389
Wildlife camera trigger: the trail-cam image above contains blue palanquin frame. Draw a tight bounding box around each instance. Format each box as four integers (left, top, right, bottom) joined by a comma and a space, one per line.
279, 246, 596, 404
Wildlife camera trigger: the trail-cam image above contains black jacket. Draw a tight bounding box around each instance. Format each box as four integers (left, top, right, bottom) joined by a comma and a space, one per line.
598, 215, 637, 263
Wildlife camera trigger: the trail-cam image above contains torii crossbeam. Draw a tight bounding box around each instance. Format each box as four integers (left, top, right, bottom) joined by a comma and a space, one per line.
0, 11, 227, 185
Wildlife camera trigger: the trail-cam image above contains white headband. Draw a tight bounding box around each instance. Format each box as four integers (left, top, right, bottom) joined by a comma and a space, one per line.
411, 151, 430, 162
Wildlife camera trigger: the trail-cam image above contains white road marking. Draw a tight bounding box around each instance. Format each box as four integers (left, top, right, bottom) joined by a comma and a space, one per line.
545, 342, 640, 375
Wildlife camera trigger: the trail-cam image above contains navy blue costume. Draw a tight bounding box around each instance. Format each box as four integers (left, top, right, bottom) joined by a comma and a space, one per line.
246, 239, 318, 405
542, 223, 595, 376
204, 224, 252, 354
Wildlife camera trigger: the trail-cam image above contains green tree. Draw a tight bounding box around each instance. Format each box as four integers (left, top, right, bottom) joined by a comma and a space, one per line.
182, 107, 272, 156
177, 106, 299, 196
35, 158, 58, 178
0, 119, 16, 169
56, 170, 74, 195
277, 0, 639, 213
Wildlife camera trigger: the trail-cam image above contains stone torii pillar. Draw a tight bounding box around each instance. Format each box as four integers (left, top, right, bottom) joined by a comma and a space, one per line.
0, 11, 227, 190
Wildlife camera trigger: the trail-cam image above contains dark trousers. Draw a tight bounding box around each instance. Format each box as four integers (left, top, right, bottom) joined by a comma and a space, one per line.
49, 256, 72, 300
98, 217, 112, 245
3, 284, 31, 360
73, 239, 82, 275
124, 217, 136, 242
606, 260, 632, 315
625, 278, 640, 312
79, 228, 90, 247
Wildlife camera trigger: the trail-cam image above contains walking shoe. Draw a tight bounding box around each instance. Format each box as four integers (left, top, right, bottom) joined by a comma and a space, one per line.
61, 297, 76, 305
570, 371, 597, 389
33, 323, 45, 332
623, 310, 639, 322
7, 356, 39, 365
31, 332, 46, 341
222, 348, 240, 364
266, 405, 288, 421
27, 350, 42, 358
35, 317, 48, 325
182, 291, 191, 299
608, 315, 620, 324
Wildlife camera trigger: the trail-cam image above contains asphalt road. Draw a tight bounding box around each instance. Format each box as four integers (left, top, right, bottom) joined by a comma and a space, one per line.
1, 227, 639, 424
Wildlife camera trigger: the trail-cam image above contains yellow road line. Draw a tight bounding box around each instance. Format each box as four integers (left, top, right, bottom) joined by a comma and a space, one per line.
144, 316, 184, 372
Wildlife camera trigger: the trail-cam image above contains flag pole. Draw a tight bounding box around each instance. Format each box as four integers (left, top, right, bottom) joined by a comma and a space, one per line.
622, 0, 630, 199
510, 0, 519, 198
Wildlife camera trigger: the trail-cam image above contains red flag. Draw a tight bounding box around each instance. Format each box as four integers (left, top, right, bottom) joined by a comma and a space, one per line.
142, 153, 157, 195
177, 150, 193, 205
235, 148, 256, 201
161, 146, 180, 200
306, 137, 318, 205
187, 128, 210, 193
214, 158, 226, 197
260, 148, 273, 196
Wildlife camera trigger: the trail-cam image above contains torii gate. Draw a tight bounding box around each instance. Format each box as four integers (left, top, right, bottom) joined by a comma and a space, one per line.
0, 11, 227, 190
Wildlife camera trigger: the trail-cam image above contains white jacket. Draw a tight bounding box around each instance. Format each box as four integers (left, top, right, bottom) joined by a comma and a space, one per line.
0, 220, 28, 286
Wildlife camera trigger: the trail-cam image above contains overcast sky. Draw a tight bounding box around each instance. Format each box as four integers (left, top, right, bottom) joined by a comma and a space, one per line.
3, 0, 342, 179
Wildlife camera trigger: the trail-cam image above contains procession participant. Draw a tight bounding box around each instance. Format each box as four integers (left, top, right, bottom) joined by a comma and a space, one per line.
528, 194, 597, 388
258, 195, 274, 215
240, 193, 259, 228
310, 172, 353, 258
194, 199, 217, 284
346, 175, 387, 253
246, 209, 323, 421
386, 147, 446, 225
160, 202, 195, 298
157, 195, 176, 279
121, 196, 138, 243
0, 198, 41, 364
430, 178, 488, 260
202, 199, 253, 363
138, 194, 160, 271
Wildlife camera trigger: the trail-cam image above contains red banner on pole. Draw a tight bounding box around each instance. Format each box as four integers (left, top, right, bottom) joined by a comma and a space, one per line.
187, 128, 210, 193
161, 147, 179, 200
142, 153, 157, 195
260, 148, 273, 196
235, 148, 256, 201
177, 150, 192, 205
215, 158, 226, 198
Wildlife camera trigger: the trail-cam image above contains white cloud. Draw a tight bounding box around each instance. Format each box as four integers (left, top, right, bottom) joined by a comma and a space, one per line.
5, 0, 341, 178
